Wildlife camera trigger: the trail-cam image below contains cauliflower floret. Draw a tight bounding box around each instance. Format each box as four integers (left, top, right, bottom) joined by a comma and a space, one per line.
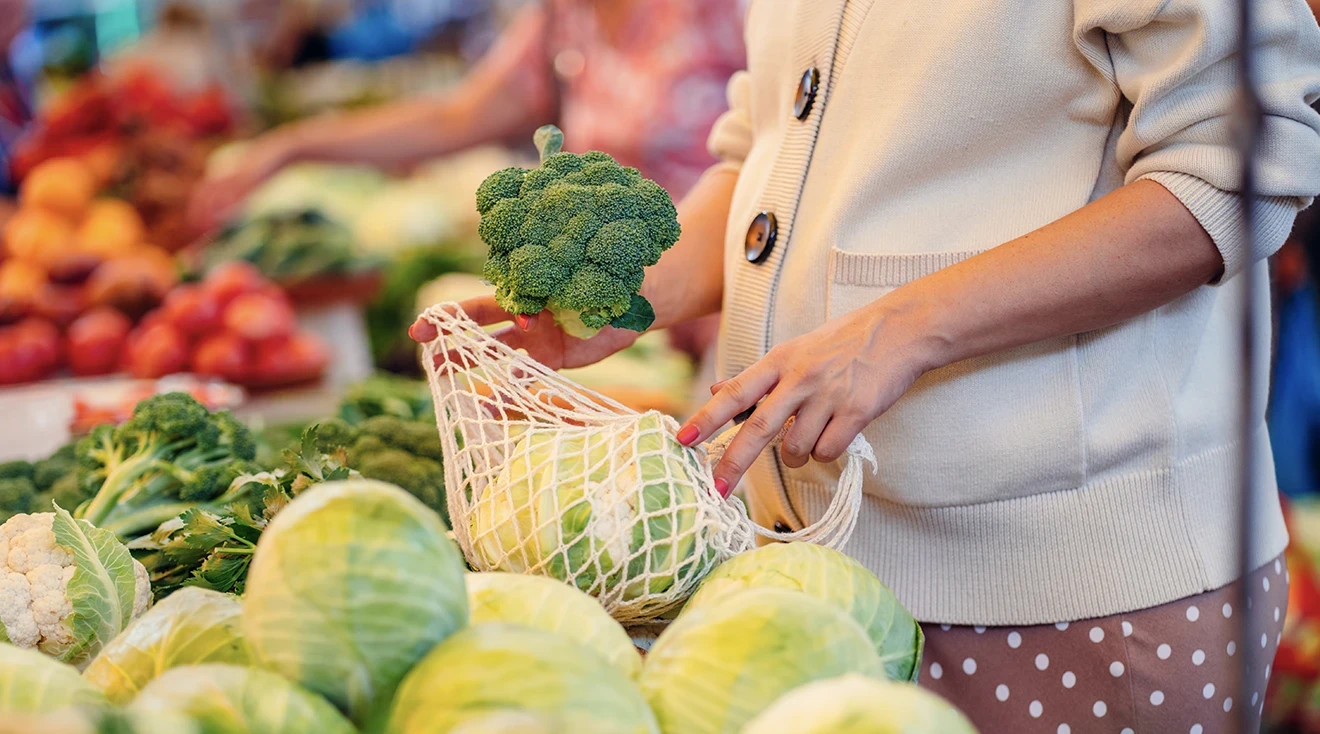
0, 512, 151, 665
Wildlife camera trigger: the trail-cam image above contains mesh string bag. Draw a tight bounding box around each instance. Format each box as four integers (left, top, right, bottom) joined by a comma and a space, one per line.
419, 303, 877, 624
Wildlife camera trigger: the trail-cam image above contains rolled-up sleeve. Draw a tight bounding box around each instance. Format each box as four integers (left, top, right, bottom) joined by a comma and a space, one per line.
1075, 0, 1320, 280
707, 70, 754, 171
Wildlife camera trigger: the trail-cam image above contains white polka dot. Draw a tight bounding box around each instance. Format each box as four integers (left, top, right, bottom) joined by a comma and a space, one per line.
1029, 700, 1043, 718
1203, 683, 1215, 699
1275, 607, 1282, 622
1062, 671, 1076, 688
929, 663, 943, 679
940, 624, 952, 631
1223, 603, 1233, 618
1262, 633, 1269, 648
1058, 726, 1070, 734
1055, 622, 1069, 631
1264, 577, 1271, 592
1122, 621, 1133, 637
1157, 643, 1172, 660
1277, 558, 1284, 575
1277, 632, 1283, 647
1122, 730, 1135, 734
1092, 701, 1107, 718
1227, 641, 1237, 656
963, 658, 977, 675
1007, 631, 1022, 649
1224, 697, 1233, 713
1036, 653, 1050, 671
1252, 692, 1259, 706
1266, 663, 1272, 680
1151, 690, 1165, 706
1191, 726, 1203, 734
1192, 649, 1206, 666
996, 684, 1010, 702
1089, 626, 1104, 643
1186, 605, 1200, 622
1109, 661, 1125, 677
974, 626, 986, 634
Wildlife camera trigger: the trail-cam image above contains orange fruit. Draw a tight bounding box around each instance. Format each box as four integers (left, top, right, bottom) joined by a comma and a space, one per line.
0, 260, 48, 303
3, 208, 76, 263
20, 157, 97, 219
77, 199, 146, 257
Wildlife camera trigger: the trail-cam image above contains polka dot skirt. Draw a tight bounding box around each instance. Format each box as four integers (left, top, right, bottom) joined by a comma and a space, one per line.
919, 554, 1288, 733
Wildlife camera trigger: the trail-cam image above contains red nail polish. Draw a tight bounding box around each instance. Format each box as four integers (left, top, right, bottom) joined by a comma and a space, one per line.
676, 425, 699, 446
515, 314, 531, 330
714, 478, 730, 498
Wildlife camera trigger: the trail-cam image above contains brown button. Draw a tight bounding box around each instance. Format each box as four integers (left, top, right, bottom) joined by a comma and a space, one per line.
793, 67, 820, 120
745, 211, 778, 264
774, 521, 792, 533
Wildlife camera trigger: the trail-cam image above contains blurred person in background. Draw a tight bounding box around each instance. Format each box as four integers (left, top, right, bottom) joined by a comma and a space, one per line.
189, 0, 746, 374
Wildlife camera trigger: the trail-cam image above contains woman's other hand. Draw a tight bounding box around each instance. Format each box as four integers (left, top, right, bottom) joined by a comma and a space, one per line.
408, 296, 640, 371
187, 136, 294, 233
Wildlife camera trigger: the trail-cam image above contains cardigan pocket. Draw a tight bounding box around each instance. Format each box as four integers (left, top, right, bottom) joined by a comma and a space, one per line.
826, 247, 1087, 507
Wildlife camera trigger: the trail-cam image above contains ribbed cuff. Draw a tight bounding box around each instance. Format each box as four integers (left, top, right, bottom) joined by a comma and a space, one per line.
1139, 171, 1300, 283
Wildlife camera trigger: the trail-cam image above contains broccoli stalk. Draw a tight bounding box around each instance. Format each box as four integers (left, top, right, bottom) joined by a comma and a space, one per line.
73, 393, 258, 539
475, 124, 681, 339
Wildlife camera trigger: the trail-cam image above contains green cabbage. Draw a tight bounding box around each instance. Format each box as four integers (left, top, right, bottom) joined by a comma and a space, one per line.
0, 642, 107, 714
741, 674, 977, 733
131, 663, 355, 734
83, 587, 250, 703
0, 707, 201, 734
688, 543, 923, 680
640, 588, 884, 734
451, 712, 561, 734
385, 623, 660, 734
466, 572, 641, 678
242, 479, 468, 726
471, 413, 716, 604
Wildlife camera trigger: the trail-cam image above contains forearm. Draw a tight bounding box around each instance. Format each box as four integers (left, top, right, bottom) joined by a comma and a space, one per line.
887, 179, 1225, 372
643, 165, 739, 330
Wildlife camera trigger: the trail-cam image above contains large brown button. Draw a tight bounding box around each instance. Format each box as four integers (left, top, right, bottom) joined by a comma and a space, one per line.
793, 67, 820, 120
745, 211, 778, 264
773, 521, 792, 533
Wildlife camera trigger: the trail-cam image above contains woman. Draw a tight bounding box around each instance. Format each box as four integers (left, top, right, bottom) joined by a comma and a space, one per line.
414, 0, 1320, 730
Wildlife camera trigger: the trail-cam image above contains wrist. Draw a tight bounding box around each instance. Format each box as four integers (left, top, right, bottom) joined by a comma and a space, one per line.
868, 285, 954, 377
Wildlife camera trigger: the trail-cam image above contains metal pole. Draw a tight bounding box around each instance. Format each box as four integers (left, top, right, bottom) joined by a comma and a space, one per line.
1233, 0, 1263, 729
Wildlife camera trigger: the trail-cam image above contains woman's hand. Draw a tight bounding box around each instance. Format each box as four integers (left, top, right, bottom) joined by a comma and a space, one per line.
408, 296, 640, 370
187, 136, 295, 233
676, 301, 934, 496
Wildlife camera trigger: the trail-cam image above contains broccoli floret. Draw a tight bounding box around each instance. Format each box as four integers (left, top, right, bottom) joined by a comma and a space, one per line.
474, 124, 680, 338
352, 448, 447, 525
354, 416, 444, 463
74, 392, 259, 539
338, 375, 433, 424
0, 460, 33, 481
0, 477, 36, 522
29, 472, 88, 515
32, 442, 76, 491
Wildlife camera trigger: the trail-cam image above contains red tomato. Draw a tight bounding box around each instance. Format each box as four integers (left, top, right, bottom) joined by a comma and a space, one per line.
223, 292, 296, 342
0, 319, 61, 384
160, 284, 222, 336
251, 331, 328, 386
123, 322, 189, 379
191, 332, 252, 382
67, 307, 131, 376
204, 262, 268, 307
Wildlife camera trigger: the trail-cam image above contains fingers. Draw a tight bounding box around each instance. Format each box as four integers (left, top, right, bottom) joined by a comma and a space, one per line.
455, 296, 516, 327
709, 391, 803, 495
408, 319, 438, 343
780, 401, 832, 469
812, 413, 870, 463
709, 379, 727, 396
677, 365, 780, 447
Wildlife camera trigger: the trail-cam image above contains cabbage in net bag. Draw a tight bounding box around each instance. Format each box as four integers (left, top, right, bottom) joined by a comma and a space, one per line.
420, 303, 877, 624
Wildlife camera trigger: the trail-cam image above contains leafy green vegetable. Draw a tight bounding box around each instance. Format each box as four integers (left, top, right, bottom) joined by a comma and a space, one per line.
741, 674, 977, 734
475, 124, 681, 338
471, 413, 714, 603
0, 642, 107, 714
339, 374, 434, 424
243, 479, 468, 726
128, 425, 354, 600
688, 543, 924, 681
131, 664, 355, 734
204, 208, 379, 283
73, 393, 259, 541
83, 588, 250, 704
639, 588, 885, 734
467, 572, 641, 678
385, 623, 660, 734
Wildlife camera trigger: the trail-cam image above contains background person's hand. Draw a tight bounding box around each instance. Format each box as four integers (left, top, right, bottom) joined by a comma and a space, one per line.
675, 301, 932, 497
187, 137, 293, 233
409, 296, 640, 371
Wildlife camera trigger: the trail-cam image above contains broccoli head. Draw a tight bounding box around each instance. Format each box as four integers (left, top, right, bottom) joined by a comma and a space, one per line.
0, 477, 36, 523
31, 442, 76, 491
474, 125, 680, 338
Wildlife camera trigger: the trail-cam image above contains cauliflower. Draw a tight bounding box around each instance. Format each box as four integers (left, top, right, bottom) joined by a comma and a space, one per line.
0, 510, 150, 669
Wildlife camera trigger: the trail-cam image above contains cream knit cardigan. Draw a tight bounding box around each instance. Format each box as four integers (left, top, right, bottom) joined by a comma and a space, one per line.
706, 0, 1320, 624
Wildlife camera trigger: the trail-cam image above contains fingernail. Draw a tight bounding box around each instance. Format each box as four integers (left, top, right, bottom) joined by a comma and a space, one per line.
714, 478, 730, 498
409, 321, 437, 342
676, 425, 699, 446
515, 314, 532, 330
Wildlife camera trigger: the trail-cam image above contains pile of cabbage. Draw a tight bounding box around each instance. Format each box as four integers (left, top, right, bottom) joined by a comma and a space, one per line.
0, 477, 969, 733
